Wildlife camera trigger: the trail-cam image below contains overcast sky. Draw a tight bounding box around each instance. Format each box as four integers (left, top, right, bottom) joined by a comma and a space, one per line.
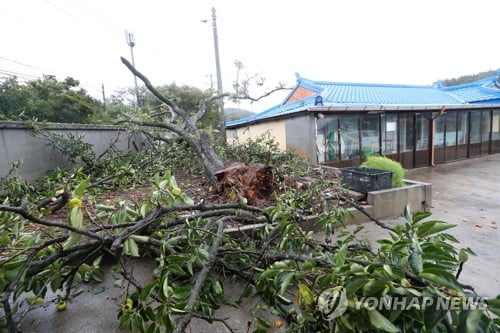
1, 0, 499, 112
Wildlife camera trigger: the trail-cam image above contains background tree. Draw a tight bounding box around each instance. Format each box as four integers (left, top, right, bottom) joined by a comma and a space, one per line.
441, 68, 500, 86
0, 76, 99, 123
142, 83, 219, 129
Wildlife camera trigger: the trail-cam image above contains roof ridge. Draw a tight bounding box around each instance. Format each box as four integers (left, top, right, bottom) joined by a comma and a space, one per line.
313, 79, 434, 89
441, 75, 496, 91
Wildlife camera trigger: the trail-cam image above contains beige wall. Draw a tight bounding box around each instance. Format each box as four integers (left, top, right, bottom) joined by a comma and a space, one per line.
228, 120, 287, 150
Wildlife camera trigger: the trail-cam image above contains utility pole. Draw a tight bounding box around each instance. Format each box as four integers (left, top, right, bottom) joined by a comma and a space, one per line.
101, 83, 106, 112
211, 7, 226, 142
125, 31, 140, 107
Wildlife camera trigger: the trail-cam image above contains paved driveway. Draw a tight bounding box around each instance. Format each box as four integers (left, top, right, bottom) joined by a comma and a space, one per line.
349, 154, 500, 297
406, 154, 500, 297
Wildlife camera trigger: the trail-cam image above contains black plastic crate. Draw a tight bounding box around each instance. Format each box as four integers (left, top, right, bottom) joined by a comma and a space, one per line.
340, 167, 393, 193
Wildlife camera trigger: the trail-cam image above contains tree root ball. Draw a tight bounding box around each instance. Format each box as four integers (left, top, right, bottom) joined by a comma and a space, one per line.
215, 162, 275, 206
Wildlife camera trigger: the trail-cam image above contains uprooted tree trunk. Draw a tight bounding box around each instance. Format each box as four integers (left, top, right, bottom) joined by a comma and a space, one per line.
119, 57, 225, 185
118, 57, 291, 191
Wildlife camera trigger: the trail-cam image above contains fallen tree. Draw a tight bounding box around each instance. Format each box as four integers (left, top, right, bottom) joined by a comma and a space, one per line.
1, 62, 499, 333
117, 57, 290, 189
1, 170, 500, 332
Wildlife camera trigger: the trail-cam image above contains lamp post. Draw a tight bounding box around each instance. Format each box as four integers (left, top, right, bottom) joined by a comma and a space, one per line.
125, 31, 140, 107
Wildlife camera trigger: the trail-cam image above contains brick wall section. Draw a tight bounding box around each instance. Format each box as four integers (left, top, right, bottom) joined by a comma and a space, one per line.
285, 86, 317, 104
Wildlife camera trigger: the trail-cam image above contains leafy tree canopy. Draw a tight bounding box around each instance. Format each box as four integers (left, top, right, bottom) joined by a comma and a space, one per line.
98, 83, 219, 129
0, 76, 98, 123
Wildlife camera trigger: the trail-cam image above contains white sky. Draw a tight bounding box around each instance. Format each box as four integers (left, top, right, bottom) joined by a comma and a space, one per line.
1, 0, 499, 112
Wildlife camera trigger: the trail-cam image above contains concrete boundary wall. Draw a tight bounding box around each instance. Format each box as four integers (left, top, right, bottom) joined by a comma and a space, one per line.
0, 121, 146, 180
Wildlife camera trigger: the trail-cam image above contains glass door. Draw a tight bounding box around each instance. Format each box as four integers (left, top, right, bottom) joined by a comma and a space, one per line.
339, 116, 361, 167
445, 111, 458, 162
415, 113, 431, 167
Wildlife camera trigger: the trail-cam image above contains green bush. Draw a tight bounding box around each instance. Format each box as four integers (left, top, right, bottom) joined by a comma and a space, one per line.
361, 155, 405, 187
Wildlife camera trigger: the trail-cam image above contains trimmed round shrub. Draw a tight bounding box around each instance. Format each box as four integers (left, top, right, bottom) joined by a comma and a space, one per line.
360, 156, 405, 188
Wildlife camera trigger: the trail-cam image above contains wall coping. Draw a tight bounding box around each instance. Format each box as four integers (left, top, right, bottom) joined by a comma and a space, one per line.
0, 121, 128, 131
367, 179, 431, 195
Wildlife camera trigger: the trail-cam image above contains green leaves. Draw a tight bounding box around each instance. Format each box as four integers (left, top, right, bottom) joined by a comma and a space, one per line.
412, 211, 432, 224
72, 177, 90, 199
335, 243, 348, 266
419, 268, 463, 292
368, 309, 400, 332
297, 283, 315, 306
408, 251, 423, 275
416, 220, 456, 238
123, 237, 140, 257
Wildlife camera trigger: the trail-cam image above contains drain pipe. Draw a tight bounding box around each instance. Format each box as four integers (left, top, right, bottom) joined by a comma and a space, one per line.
430, 106, 447, 166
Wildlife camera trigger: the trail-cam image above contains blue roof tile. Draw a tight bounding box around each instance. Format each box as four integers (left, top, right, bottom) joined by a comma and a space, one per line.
226, 74, 500, 127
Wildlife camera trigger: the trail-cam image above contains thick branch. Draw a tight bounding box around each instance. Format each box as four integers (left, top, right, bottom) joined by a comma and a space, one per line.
173, 217, 226, 333
111, 207, 162, 251
195, 93, 229, 122
0, 206, 104, 241
115, 113, 186, 140
120, 57, 189, 120
231, 86, 292, 103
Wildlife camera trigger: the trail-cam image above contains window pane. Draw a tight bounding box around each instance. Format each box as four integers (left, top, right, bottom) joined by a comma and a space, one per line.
481, 111, 491, 142
457, 111, 468, 145
470, 112, 481, 143
361, 115, 380, 157
399, 114, 414, 152
493, 111, 500, 140
381, 114, 397, 155
340, 116, 360, 160
416, 114, 430, 150
434, 114, 445, 147
445, 111, 457, 146
316, 116, 339, 163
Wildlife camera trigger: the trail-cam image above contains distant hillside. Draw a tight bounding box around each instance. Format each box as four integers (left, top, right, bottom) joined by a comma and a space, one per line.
224, 107, 254, 121
442, 69, 499, 87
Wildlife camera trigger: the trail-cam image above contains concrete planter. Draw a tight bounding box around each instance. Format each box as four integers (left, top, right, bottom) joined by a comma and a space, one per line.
366, 179, 432, 220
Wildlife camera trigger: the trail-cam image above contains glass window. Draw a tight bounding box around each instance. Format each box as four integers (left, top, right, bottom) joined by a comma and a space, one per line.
434, 114, 445, 148
316, 116, 339, 163
340, 116, 360, 160
381, 114, 397, 155
399, 114, 414, 152
360, 115, 380, 158
457, 111, 468, 145
470, 112, 481, 143
416, 114, 430, 150
481, 111, 491, 142
493, 111, 500, 141
445, 111, 457, 146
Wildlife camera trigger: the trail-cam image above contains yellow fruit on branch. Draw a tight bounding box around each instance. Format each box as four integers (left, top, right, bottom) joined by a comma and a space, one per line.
122, 298, 134, 312
69, 198, 83, 209
56, 300, 67, 311
171, 187, 182, 197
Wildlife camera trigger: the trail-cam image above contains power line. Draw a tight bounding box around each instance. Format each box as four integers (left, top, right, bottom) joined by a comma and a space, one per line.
0, 56, 55, 73
42, 0, 90, 28
0, 68, 40, 79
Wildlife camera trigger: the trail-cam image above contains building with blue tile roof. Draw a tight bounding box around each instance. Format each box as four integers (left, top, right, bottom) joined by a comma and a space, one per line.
226, 74, 500, 168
